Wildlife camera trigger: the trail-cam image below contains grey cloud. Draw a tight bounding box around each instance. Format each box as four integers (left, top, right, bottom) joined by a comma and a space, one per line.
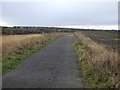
2, 2, 117, 26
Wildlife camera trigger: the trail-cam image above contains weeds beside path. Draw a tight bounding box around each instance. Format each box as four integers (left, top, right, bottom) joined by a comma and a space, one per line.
3, 34, 83, 88
2, 33, 65, 74
73, 32, 119, 88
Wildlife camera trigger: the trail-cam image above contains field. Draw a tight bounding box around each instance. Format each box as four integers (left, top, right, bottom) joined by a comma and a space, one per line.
73, 31, 119, 88
80, 31, 120, 52
1, 27, 120, 88
2, 33, 65, 73
2, 27, 74, 35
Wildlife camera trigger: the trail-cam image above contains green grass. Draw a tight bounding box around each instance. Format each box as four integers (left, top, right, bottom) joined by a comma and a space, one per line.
2, 36, 61, 74
74, 42, 111, 88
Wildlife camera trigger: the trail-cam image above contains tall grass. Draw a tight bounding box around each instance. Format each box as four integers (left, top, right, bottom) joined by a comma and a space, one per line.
73, 32, 119, 88
2, 33, 65, 73
2, 33, 63, 55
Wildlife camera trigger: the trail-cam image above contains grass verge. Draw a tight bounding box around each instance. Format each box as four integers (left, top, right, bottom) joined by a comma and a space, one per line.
2, 36, 61, 74
73, 32, 119, 88
74, 43, 110, 88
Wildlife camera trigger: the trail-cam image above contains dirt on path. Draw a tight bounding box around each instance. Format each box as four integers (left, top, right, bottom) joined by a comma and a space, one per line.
2, 34, 84, 88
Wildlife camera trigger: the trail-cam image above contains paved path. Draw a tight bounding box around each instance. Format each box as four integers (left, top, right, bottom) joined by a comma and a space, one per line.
3, 34, 84, 88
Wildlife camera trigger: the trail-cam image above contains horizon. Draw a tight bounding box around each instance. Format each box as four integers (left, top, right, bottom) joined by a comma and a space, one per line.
1, 0, 118, 30
1, 25, 118, 30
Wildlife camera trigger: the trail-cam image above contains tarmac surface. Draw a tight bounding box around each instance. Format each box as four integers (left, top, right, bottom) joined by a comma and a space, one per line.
3, 34, 84, 88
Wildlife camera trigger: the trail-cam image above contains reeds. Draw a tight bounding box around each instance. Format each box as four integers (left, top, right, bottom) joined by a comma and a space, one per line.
73, 32, 120, 88
2, 33, 64, 55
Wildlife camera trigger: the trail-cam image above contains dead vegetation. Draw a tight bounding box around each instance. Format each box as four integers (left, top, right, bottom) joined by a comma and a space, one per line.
80, 31, 120, 52
73, 32, 120, 88
2, 33, 64, 55
2, 33, 66, 73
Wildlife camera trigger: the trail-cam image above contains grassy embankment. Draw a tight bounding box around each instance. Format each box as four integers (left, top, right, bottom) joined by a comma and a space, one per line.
73, 32, 119, 88
2, 33, 65, 74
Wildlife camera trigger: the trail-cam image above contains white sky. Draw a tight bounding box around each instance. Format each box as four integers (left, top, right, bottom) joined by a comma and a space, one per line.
1, 0, 119, 2
0, 0, 119, 30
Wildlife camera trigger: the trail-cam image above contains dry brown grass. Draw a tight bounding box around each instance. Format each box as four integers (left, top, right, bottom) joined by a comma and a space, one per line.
73, 32, 120, 88
2, 33, 66, 73
2, 33, 64, 55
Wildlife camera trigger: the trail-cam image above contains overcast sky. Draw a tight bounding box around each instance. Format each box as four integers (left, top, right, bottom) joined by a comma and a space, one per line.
1, 1, 118, 30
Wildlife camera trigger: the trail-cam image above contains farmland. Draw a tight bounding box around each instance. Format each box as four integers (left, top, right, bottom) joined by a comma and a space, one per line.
2, 26, 75, 35
80, 31, 120, 52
